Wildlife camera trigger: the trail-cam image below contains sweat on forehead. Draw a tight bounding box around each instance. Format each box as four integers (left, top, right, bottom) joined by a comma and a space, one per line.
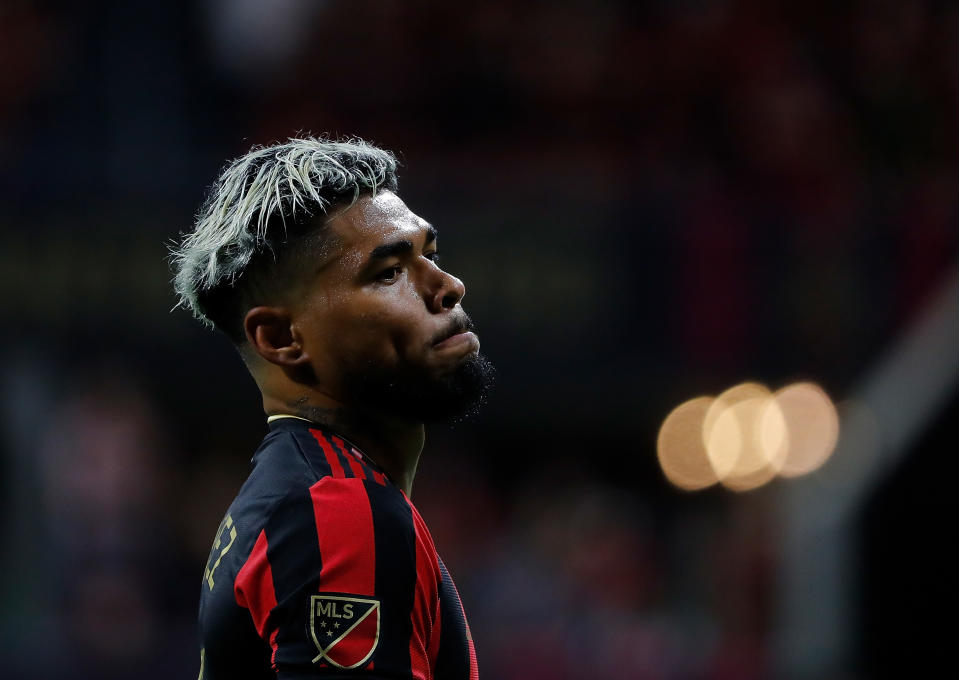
341, 191, 432, 234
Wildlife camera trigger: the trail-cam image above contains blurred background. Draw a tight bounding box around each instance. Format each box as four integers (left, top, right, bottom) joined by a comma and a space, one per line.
1, 0, 957, 678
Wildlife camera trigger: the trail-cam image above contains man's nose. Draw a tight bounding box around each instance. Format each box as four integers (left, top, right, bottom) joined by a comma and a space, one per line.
426, 268, 466, 313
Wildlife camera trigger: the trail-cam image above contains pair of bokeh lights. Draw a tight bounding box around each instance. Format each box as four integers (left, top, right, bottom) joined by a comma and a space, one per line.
657, 382, 840, 492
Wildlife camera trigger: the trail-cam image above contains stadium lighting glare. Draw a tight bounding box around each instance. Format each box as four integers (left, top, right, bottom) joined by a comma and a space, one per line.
657, 381, 839, 492
770, 382, 839, 478
703, 382, 778, 490
656, 396, 719, 491
715, 396, 784, 491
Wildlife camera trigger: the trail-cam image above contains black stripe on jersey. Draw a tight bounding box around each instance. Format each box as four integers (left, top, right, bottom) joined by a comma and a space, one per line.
434, 557, 470, 680
339, 442, 385, 484
289, 428, 334, 479
365, 481, 416, 676
327, 435, 358, 479
336, 433, 390, 482
358, 458, 384, 484
264, 488, 322, 624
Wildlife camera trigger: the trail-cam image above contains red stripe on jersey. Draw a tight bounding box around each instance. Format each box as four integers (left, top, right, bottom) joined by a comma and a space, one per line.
348, 456, 368, 480
234, 529, 277, 639
330, 435, 365, 476
407, 495, 442, 680
310, 477, 376, 595
311, 429, 346, 478
269, 628, 280, 670
340, 445, 368, 480
467, 627, 479, 680
339, 437, 388, 486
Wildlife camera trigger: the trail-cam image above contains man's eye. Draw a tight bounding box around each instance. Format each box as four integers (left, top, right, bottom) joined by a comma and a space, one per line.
425, 251, 440, 264
375, 266, 401, 282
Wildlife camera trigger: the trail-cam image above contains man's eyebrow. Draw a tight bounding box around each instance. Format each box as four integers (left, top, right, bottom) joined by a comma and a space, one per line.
369, 240, 413, 260
368, 225, 438, 261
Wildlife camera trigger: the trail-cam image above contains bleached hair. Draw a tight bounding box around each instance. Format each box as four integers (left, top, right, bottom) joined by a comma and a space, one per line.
171, 136, 398, 330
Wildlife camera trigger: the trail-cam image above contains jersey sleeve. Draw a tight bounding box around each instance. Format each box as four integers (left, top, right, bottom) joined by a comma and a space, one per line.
232, 476, 440, 679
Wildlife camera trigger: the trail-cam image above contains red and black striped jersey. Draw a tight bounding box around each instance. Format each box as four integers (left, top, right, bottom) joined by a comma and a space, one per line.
198, 417, 479, 680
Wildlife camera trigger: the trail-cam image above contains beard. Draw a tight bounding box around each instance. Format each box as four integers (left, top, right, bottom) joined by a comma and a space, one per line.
345, 351, 496, 424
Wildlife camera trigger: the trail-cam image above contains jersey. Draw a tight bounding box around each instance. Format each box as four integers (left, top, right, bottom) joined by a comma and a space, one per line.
198, 417, 479, 680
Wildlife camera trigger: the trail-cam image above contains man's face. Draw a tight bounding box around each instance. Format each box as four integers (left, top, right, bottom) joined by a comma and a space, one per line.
292, 191, 493, 422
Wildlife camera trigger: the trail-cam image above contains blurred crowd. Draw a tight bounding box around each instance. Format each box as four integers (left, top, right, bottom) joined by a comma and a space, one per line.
2, 1, 957, 678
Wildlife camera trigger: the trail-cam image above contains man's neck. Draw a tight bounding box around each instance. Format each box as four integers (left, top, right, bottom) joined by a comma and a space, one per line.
264, 394, 424, 496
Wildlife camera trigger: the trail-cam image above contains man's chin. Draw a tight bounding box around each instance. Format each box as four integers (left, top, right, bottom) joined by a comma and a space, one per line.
349, 353, 496, 424
422, 352, 496, 423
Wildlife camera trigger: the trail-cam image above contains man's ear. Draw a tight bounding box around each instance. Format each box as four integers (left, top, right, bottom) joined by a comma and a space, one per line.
244, 306, 310, 368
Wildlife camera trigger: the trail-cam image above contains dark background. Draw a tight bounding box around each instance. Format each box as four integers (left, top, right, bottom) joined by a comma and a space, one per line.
1, 1, 956, 678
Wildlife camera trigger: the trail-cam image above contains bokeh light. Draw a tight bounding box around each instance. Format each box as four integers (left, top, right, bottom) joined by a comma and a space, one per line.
659, 381, 839, 491
771, 382, 840, 478
656, 396, 719, 491
703, 382, 783, 490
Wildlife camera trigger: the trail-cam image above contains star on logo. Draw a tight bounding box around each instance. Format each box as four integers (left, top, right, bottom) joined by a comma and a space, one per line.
320, 621, 327, 628
333, 621, 340, 629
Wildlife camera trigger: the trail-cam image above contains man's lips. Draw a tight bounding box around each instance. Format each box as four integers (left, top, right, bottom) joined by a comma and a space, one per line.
431, 316, 480, 353
432, 330, 479, 352
432, 316, 472, 346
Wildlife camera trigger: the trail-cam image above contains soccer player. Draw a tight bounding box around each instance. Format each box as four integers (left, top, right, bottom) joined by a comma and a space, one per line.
171, 137, 493, 679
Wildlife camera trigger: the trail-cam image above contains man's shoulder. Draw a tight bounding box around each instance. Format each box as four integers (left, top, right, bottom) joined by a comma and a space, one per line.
198, 422, 378, 606
227, 427, 313, 519
231, 420, 395, 528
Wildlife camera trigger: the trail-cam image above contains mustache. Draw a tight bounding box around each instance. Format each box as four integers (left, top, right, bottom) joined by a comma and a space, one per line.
431, 313, 476, 345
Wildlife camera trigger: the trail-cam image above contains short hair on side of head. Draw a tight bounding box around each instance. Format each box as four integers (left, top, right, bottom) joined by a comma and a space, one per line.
170, 136, 398, 342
